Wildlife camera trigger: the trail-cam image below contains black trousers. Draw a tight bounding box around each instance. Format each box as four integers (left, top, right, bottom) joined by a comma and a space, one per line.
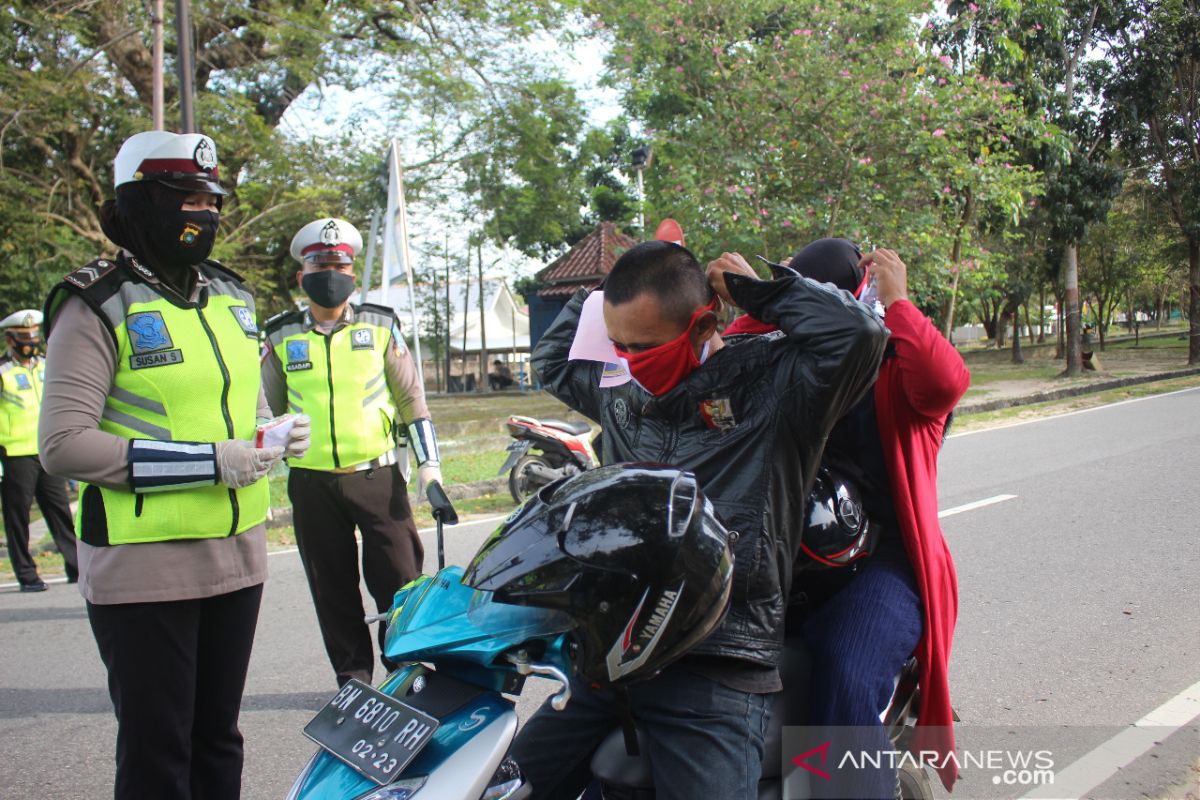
288, 464, 423, 687
88, 583, 263, 800
2, 453, 78, 585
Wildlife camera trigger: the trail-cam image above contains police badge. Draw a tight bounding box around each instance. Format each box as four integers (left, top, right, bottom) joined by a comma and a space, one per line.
320, 220, 341, 246
193, 138, 217, 170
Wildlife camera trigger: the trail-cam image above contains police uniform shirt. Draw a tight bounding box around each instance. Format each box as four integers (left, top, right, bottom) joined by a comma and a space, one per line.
39, 274, 271, 605
260, 304, 431, 457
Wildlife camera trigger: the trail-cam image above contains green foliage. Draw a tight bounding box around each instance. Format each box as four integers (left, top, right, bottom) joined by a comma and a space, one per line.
585, 0, 1044, 330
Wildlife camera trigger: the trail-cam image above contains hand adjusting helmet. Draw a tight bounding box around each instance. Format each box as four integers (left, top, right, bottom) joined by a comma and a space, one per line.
464, 463, 734, 685
796, 465, 879, 569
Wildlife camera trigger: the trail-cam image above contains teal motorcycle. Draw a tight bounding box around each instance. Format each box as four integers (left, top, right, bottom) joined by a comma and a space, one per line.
285, 465, 735, 800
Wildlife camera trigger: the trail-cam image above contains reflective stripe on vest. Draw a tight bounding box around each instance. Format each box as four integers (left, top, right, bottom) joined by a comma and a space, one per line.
0, 359, 45, 457
76, 273, 268, 545
268, 310, 395, 471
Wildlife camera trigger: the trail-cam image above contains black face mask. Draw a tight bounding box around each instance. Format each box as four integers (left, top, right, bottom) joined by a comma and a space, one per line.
100, 183, 220, 292
6, 334, 40, 360
302, 270, 356, 309
140, 207, 219, 270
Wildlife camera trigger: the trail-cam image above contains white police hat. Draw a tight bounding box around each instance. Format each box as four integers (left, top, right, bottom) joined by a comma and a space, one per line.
290, 218, 364, 264
0, 309, 43, 330
113, 131, 226, 195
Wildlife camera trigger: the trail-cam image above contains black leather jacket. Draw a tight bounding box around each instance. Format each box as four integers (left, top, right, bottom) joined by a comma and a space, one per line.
532, 273, 887, 667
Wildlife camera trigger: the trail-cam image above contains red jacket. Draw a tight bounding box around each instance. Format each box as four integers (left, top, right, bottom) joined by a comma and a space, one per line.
872, 299, 968, 791
726, 300, 968, 790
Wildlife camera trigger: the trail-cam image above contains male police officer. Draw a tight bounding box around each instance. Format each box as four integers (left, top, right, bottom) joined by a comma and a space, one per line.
262, 217, 442, 687
0, 309, 78, 590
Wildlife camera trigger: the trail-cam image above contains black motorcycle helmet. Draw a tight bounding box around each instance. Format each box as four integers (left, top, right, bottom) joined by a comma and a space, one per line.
464, 463, 734, 686
796, 466, 879, 569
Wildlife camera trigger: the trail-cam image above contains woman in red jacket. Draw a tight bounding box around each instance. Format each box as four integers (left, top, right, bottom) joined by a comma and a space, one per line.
727, 239, 968, 797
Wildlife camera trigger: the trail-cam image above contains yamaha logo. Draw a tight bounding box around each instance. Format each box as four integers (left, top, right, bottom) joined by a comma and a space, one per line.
320, 220, 341, 246
193, 138, 217, 170
837, 497, 863, 535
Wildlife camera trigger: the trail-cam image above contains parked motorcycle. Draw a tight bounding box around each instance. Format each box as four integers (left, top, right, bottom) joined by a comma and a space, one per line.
498, 414, 596, 503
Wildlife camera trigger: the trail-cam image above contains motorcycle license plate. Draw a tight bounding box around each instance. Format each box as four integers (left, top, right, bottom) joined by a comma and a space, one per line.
304, 680, 439, 785
499, 440, 530, 474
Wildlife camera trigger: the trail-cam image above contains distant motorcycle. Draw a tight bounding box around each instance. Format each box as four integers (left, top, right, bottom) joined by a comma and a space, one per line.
498, 415, 596, 503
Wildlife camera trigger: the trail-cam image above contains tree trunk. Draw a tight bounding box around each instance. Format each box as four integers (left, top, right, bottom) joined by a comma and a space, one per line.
1011, 303, 1024, 364
942, 269, 961, 341
1189, 239, 1200, 365
461, 248, 470, 385
1056, 296, 1065, 359
1063, 244, 1083, 376
446, 254, 453, 391
477, 240, 489, 390
1037, 285, 1047, 343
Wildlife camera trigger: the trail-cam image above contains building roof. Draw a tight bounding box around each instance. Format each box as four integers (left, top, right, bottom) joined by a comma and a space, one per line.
535, 222, 638, 298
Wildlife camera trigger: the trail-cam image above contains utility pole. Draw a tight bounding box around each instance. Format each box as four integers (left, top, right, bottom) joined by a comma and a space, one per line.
175, 0, 196, 132
152, 0, 164, 129
631, 145, 652, 235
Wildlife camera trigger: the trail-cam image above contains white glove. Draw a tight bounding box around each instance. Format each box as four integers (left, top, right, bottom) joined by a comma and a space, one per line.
417, 462, 443, 500
285, 414, 311, 459
216, 439, 282, 489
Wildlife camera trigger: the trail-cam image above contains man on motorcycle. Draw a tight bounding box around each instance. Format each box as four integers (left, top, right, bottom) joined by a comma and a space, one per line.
513, 240, 887, 799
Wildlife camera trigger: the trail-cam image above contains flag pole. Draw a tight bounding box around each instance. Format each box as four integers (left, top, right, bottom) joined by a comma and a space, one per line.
360, 208, 380, 305
385, 139, 424, 383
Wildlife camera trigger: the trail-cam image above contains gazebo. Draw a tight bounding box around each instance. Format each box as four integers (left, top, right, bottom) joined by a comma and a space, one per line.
525, 222, 638, 350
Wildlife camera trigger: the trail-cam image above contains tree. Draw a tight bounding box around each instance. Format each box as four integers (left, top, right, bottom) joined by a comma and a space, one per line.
0, 0, 592, 317
1105, 0, 1200, 363
586, 0, 1043, 334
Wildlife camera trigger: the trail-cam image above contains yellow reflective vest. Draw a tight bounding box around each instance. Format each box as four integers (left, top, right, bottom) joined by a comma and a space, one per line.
263, 305, 398, 471
45, 257, 269, 546
0, 356, 45, 457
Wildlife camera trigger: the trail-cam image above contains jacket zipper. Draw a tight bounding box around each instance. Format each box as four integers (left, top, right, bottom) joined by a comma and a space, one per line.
196, 307, 240, 536
324, 335, 340, 468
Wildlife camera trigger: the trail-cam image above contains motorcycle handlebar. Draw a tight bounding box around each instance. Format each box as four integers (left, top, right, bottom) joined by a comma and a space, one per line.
426, 481, 459, 526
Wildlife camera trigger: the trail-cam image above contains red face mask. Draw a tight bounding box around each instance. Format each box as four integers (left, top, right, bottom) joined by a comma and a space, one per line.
619, 300, 716, 396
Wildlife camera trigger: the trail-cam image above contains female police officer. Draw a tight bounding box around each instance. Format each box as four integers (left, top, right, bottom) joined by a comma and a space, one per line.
38, 131, 308, 799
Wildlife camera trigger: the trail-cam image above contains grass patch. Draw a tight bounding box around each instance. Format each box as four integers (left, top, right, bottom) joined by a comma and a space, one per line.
953, 374, 1200, 433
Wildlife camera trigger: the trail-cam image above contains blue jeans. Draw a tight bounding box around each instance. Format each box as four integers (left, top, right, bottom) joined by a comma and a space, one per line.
511, 663, 770, 800
800, 555, 923, 800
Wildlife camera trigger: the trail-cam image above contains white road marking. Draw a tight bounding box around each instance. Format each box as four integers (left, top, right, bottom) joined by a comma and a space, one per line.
265, 513, 512, 558
950, 386, 1200, 439
1019, 677, 1200, 800
938, 494, 1018, 519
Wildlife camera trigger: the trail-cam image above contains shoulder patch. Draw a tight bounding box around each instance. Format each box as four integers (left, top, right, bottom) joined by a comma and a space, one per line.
263, 308, 302, 335
64, 258, 117, 290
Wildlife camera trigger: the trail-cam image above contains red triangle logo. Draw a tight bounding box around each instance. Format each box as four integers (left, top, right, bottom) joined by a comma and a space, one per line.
791, 740, 832, 781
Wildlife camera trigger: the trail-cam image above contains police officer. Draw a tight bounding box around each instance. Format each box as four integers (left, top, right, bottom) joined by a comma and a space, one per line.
39, 130, 308, 799
0, 309, 78, 590
262, 217, 441, 687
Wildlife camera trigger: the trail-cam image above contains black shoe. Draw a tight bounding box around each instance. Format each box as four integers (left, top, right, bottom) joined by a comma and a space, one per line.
19, 581, 48, 593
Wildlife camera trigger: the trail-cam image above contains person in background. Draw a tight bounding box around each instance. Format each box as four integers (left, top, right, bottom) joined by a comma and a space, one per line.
490, 358, 515, 390
261, 217, 442, 688
40, 130, 309, 799
0, 309, 78, 591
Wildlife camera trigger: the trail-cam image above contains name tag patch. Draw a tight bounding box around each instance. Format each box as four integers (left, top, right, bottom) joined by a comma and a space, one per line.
131, 349, 185, 370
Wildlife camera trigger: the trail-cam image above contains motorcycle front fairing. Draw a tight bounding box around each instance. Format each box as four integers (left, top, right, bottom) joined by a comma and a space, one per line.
287, 567, 575, 800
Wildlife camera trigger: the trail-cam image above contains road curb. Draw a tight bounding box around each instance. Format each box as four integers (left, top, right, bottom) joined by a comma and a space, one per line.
957, 367, 1200, 416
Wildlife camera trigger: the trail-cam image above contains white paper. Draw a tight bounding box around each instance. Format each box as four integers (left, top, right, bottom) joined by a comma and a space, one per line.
568, 291, 631, 387
258, 416, 296, 450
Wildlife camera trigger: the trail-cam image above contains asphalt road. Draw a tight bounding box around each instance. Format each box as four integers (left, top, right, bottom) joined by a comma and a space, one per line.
1, 388, 1197, 799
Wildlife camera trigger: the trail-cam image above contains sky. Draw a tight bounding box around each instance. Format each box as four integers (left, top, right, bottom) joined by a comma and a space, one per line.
275, 30, 622, 287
